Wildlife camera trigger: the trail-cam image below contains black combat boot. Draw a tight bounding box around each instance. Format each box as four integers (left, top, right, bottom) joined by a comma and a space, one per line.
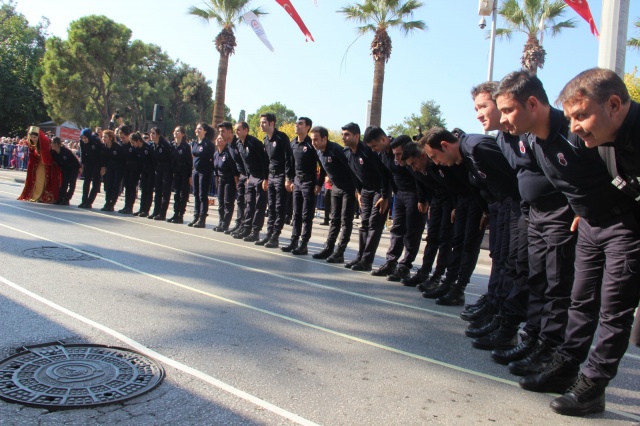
417, 273, 442, 293
371, 261, 397, 277
255, 232, 272, 246
388, 265, 411, 282
192, 217, 206, 228
465, 314, 502, 338
187, 214, 200, 227
401, 267, 430, 287
472, 315, 521, 350
167, 213, 180, 223
243, 230, 260, 242
350, 261, 372, 271
422, 278, 454, 299
435, 281, 467, 306
233, 227, 250, 239
550, 373, 606, 417
291, 241, 308, 255
519, 353, 579, 394
281, 238, 299, 253
326, 246, 345, 264
312, 243, 334, 259
491, 332, 537, 365
264, 233, 280, 248
509, 340, 555, 376
344, 257, 361, 268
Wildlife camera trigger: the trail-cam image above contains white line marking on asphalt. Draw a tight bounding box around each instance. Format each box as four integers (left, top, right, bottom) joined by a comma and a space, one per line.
0, 201, 462, 319
0, 274, 320, 426
3, 222, 640, 422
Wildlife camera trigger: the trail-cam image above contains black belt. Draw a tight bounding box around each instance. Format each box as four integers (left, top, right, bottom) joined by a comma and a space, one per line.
584, 205, 633, 227
529, 192, 567, 212
269, 170, 284, 176
296, 173, 315, 181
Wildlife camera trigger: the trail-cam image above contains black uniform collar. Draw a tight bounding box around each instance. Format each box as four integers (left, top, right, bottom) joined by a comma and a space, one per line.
613, 101, 639, 148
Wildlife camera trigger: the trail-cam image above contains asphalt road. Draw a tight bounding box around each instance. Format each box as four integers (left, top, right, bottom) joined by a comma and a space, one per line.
0, 170, 639, 425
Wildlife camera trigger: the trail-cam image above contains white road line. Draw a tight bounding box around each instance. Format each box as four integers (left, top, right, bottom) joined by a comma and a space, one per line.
0, 201, 463, 319
0, 274, 320, 426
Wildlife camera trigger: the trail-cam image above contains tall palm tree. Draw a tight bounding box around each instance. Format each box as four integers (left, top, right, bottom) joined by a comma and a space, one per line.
339, 0, 426, 127
495, 0, 575, 74
188, 1, 265, 126
629, 17, 640, 49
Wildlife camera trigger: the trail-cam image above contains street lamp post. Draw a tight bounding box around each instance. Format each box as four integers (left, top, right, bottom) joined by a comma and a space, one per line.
479, 0, 498, 81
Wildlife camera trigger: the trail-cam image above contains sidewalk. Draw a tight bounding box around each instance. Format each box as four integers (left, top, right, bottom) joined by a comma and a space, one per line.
0, 168, 493, 268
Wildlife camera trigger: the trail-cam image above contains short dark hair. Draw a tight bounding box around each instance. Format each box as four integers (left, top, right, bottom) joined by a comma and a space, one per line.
390, 134, 412, 150
119, 124, 132, 136
51, 136, 61, 144
450, 128, 466, 139
362, 126, 386, 144
494, 70, 550, 106
422, 126, 457, 152
217, 121, 233, 131
341, 122, 360, 136
130, 132, 144, 143
298, 117, 312, 127
310, 126, 329, 139
260, 113, 276, 125
471, 81, 498, 100
557, 67, 630, 106
401, 141, 422, 161
237, 121, 249, 130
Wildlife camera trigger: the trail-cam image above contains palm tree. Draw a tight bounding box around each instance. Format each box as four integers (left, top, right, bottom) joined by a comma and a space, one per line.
188, 1, 265, 126
495, 0, 575, 74
629, 17, 640, 49
339, 0, 426, 127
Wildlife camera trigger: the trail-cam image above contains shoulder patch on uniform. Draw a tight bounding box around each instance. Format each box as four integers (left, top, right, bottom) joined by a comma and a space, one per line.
557, 153, 567, 166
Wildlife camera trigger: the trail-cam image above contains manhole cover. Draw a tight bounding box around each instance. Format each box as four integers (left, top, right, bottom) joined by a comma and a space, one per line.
0, 343, 165, 409
22, 247, 100, 261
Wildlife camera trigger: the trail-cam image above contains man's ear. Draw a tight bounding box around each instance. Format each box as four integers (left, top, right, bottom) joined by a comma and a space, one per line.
607, 95, 623, 116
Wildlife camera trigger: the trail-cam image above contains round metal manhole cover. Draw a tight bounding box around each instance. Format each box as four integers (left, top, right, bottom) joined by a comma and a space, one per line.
0, 343, 165, 409
22, 246, 100, 261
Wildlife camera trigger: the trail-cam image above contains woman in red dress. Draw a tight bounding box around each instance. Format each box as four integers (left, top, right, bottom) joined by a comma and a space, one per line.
18, 126, 61, 203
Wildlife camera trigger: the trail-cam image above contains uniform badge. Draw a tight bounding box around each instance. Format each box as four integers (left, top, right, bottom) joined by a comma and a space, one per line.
519, 140, 526, 154
439, 170, 444, 177
63, 156, 67, 160
245, 147, 249, 153
129, 148, 133, 153
113, 150, 117, 155
477, 170, 487, 179
359, 158, 363, 165
303, 146, 307, 152
222, 155, 226, 161
199, 147, 203, 152
144, 150, 148, 154
159, 148, 163, 153
272, 141, 277, 147
557, 153, 567, 166
91, 146, 95, 150
178, 149, 182, 154
327, 157, 333, 163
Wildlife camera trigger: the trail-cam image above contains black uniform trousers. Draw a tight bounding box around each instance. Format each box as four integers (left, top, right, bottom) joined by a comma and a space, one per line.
152, 168, 173, 217
122, 167, 140, 210
418, 194, 453, 276
234, 175, 247, 227
291, 177, 316, 242
81, 164, 102, 206
138, 170, 154, 214
558, 210, 640, 382
192, 170, 211, 218
525, 202, 576, 347
103, 168, 123, 207
59, 169, 77, 205
356, 189, 387, 264
328, 186, 356, 249
385, 190, 427, 269
266, 173, 287, 235
499, 199, 530, 322
442, 194, 485, 286
172, 172, 190, 216
243, 175, 267, 232
486, 198, 512, 305
217, 179, 237, 228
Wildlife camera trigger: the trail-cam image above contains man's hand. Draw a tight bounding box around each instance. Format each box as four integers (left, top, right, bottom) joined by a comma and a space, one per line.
262, 179, 268, 192
418, 202, 428, 215
376, 197, 389, 214
450, 209, 456, 223
570, 216, 580, 232
479, 212, 489, 229
356, 191, 361, 208
100, 166, 106, 177
285, 180, 293, 192
315, 185, 321, 195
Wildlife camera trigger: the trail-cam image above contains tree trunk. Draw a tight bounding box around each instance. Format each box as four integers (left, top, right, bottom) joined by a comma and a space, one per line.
212, 52, 230, 127
370, 58, 386, 128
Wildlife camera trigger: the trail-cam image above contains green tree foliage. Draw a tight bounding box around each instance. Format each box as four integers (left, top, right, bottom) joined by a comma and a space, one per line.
246, 102, 297, 140
386, 100, 446, 138
624, 67, 640, 103
39, 15, 213, 134
0, 1, 49, 135
629, 17, 640, 50
238, 109, 246, 122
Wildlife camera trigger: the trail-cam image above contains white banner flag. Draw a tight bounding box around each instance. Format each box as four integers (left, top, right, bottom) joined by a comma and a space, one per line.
242, 11, 274, 52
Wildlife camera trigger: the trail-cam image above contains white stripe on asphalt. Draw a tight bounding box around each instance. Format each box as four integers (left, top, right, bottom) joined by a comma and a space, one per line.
0, 274, 320, 426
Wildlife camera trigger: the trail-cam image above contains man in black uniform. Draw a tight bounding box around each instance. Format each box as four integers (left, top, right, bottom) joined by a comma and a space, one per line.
118, 125, 141, 215
310, 126, 356, 262
234, 121, 269, 242
282, 117, 321, 255
148, 127, 173, 221
223, 122, 247, 235
514, 68, 640, 416
363, 128, 427, 281
486, 78, 577, 373
169, 126, 193, 224
133, 132, 154, 217
342, 123, 391, 271
259, 113, 294, 248
78, 128, 104, 209
50, 137, 81, 205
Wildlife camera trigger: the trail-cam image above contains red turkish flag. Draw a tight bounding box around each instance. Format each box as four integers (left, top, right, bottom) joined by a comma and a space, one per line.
275, 0, 315, 42
563, 0, 599, 37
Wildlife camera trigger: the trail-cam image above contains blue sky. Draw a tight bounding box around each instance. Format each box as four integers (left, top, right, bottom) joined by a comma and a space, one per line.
16, 0, 640, 135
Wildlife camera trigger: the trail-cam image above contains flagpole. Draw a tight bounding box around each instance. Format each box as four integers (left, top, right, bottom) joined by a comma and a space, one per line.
598, 0, 629, 77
